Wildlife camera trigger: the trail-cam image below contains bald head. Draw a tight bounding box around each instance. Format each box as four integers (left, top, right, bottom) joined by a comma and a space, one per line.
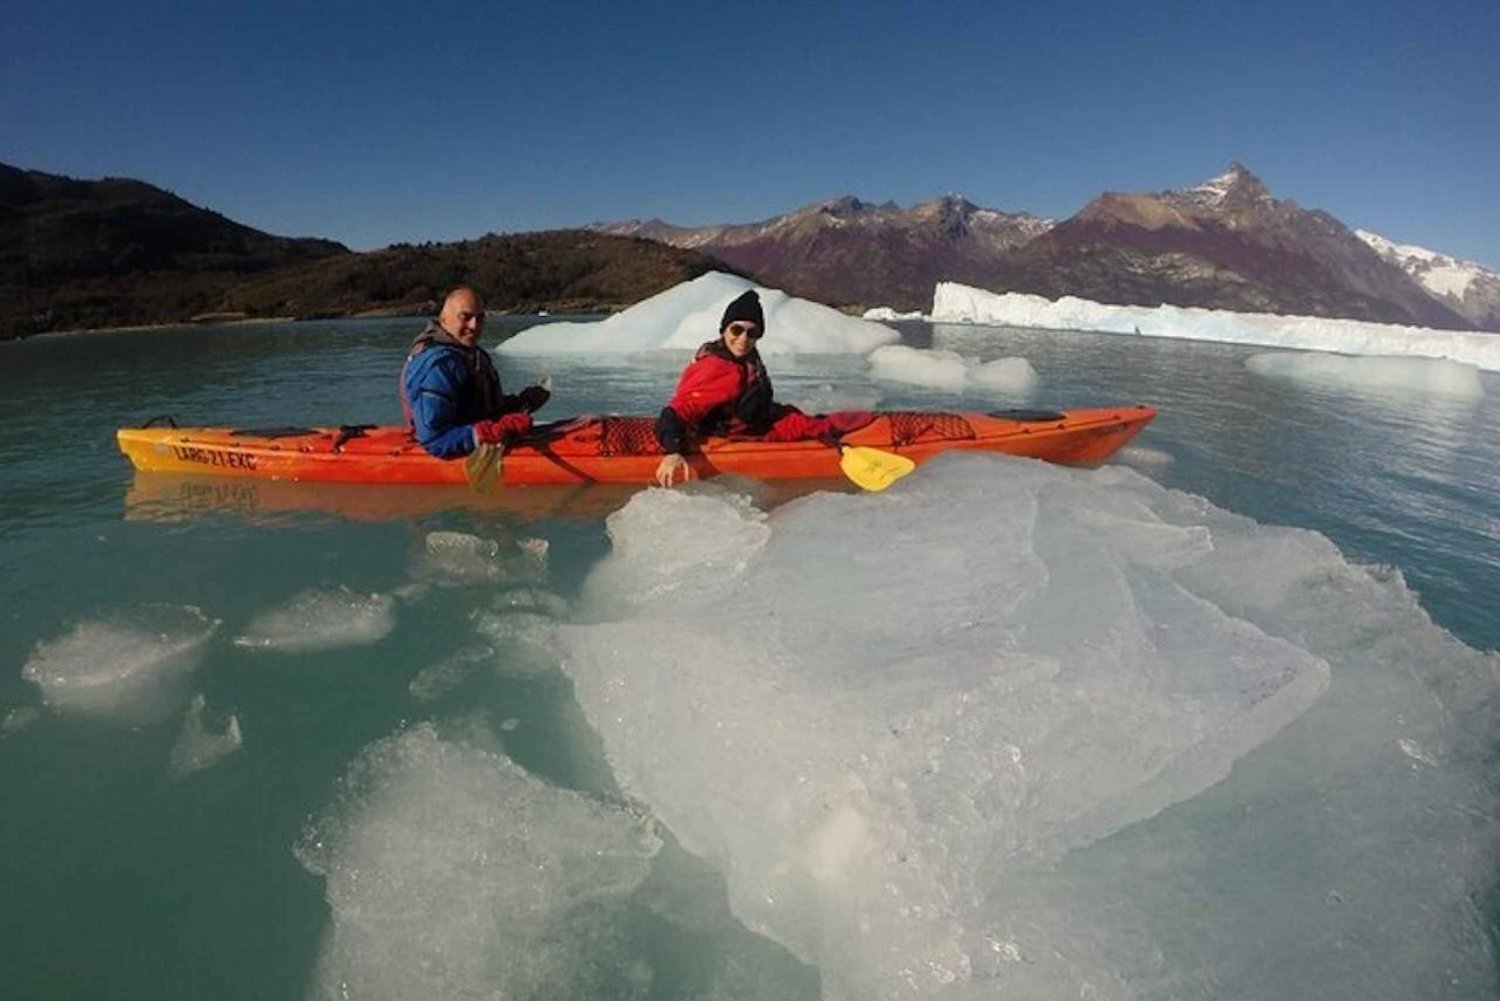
438, 286, 485, 347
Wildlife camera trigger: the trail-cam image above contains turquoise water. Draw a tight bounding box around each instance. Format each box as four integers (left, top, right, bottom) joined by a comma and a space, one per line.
2, 317, 1497, 998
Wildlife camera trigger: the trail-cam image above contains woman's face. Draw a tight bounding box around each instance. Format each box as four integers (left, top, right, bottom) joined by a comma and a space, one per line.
721, 321, 762, 358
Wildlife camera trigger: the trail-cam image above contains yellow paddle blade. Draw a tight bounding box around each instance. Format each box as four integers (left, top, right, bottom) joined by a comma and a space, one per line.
839, 445, 916, 492
464, 443, 503, 493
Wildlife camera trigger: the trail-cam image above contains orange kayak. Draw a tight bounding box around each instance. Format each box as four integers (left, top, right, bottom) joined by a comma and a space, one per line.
116, 407, 1156, 486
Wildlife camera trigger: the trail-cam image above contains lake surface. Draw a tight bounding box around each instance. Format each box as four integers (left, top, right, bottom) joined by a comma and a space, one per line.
2, 316, 1497, 999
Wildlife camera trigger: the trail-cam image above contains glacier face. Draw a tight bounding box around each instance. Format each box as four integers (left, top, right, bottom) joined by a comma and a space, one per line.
930, 282, 1500, 371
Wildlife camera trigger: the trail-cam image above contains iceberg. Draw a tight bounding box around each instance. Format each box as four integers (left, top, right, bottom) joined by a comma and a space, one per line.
930, 283, 1500, 371
497, 272, 899, 357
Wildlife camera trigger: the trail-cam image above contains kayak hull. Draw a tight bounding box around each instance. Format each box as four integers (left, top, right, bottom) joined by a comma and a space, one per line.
116, 407, 1157, 486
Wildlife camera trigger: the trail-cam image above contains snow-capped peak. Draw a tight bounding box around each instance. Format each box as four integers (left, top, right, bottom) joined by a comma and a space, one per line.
1184, 162, 1269, 207
1356, 229, 1490, 299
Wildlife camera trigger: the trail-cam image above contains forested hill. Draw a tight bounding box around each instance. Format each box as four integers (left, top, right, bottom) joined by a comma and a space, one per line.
1, 164, 731, 337
1, 163, 348, 335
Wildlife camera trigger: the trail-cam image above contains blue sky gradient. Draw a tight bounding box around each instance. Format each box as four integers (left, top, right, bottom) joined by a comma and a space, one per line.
4, 0, 1496, 264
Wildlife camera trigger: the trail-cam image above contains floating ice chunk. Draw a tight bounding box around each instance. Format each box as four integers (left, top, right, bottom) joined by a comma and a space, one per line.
789, 383, 883, 415
556, 457, 1342, 997
932, 282, 1500, 371
169, 693, 243, 777
234, 587, 395, 653
1114, 445, 1175, 471
863, 306, 928, 321
516, 536, 549, 565
581, 489, 770, 616
1397, 736, 1441, 767
471, 612, 560, 677
416, 531, 547, 586
1245, 351, 1484, 398
497, 272, 898, 357
426, 530, 499, 559
408, 645, 495, 702
296, 724, 662, 1001
868, 344, 969, 388
483, 586, 569, 619
868, 344, 1038, 395
21, 605, 218, 719
971, 355, 1040, 393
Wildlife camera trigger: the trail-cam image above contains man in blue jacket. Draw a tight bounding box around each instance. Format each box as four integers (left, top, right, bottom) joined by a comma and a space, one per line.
400, 286, 550, 458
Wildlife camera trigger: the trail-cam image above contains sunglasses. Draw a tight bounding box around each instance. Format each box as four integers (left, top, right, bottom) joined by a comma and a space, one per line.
725, 322, 762, 339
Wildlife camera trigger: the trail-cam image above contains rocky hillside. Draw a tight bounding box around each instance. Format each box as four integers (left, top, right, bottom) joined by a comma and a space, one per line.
597, 195, 1052, 312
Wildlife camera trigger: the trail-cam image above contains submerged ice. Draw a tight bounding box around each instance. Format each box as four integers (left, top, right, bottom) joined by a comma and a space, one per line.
551, 457, 1500, 1000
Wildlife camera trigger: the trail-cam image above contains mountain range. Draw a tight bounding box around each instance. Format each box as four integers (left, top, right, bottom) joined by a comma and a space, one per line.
598, 164, 1487, 330
5, 160, 1496, 337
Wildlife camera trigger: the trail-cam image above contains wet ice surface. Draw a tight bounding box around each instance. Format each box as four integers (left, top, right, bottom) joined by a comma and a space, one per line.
232, 586, 396, 653
549, 455, 1500, 999
20, 604, 218, 720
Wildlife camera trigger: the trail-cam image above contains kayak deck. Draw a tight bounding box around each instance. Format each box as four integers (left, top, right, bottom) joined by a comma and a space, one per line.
116, 407, 1157, 486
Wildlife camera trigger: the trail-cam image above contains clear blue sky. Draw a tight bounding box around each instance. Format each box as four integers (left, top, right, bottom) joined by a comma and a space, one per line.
5, 0, 1497, 265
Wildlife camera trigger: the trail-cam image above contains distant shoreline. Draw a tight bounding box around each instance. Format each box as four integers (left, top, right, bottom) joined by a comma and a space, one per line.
10, 315, 302, 342
3, 307, 618, 343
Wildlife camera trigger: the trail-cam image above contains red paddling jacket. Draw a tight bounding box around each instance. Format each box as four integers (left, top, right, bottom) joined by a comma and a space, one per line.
655, 340, 869, 454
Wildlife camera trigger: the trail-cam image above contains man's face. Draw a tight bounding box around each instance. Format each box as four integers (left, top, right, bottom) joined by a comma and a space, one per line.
440, 292, 485, 347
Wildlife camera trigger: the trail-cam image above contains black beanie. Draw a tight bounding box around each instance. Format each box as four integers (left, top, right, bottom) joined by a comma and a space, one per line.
719, 289, 765, 335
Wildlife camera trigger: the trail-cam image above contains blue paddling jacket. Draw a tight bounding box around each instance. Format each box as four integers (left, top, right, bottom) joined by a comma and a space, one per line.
400, 321, 524, 458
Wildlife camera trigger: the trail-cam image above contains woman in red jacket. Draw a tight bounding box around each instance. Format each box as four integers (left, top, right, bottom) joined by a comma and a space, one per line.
653, 289, 871, 487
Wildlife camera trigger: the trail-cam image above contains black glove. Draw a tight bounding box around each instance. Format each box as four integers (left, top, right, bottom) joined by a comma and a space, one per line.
517, 385, 551, 413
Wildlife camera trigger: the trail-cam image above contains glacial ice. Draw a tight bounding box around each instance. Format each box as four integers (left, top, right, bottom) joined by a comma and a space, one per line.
296, 724, 664, 1001
496, 272, 899, 357
1245, 350, 1485, 398
233, 586, 396, 653
168, 693, 243, 777
407, 645, 495, 702
549, 454, 1500, 1000
927, 282, 1500, 371
868, 344, 1038, 394
21, 604, 218, 719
